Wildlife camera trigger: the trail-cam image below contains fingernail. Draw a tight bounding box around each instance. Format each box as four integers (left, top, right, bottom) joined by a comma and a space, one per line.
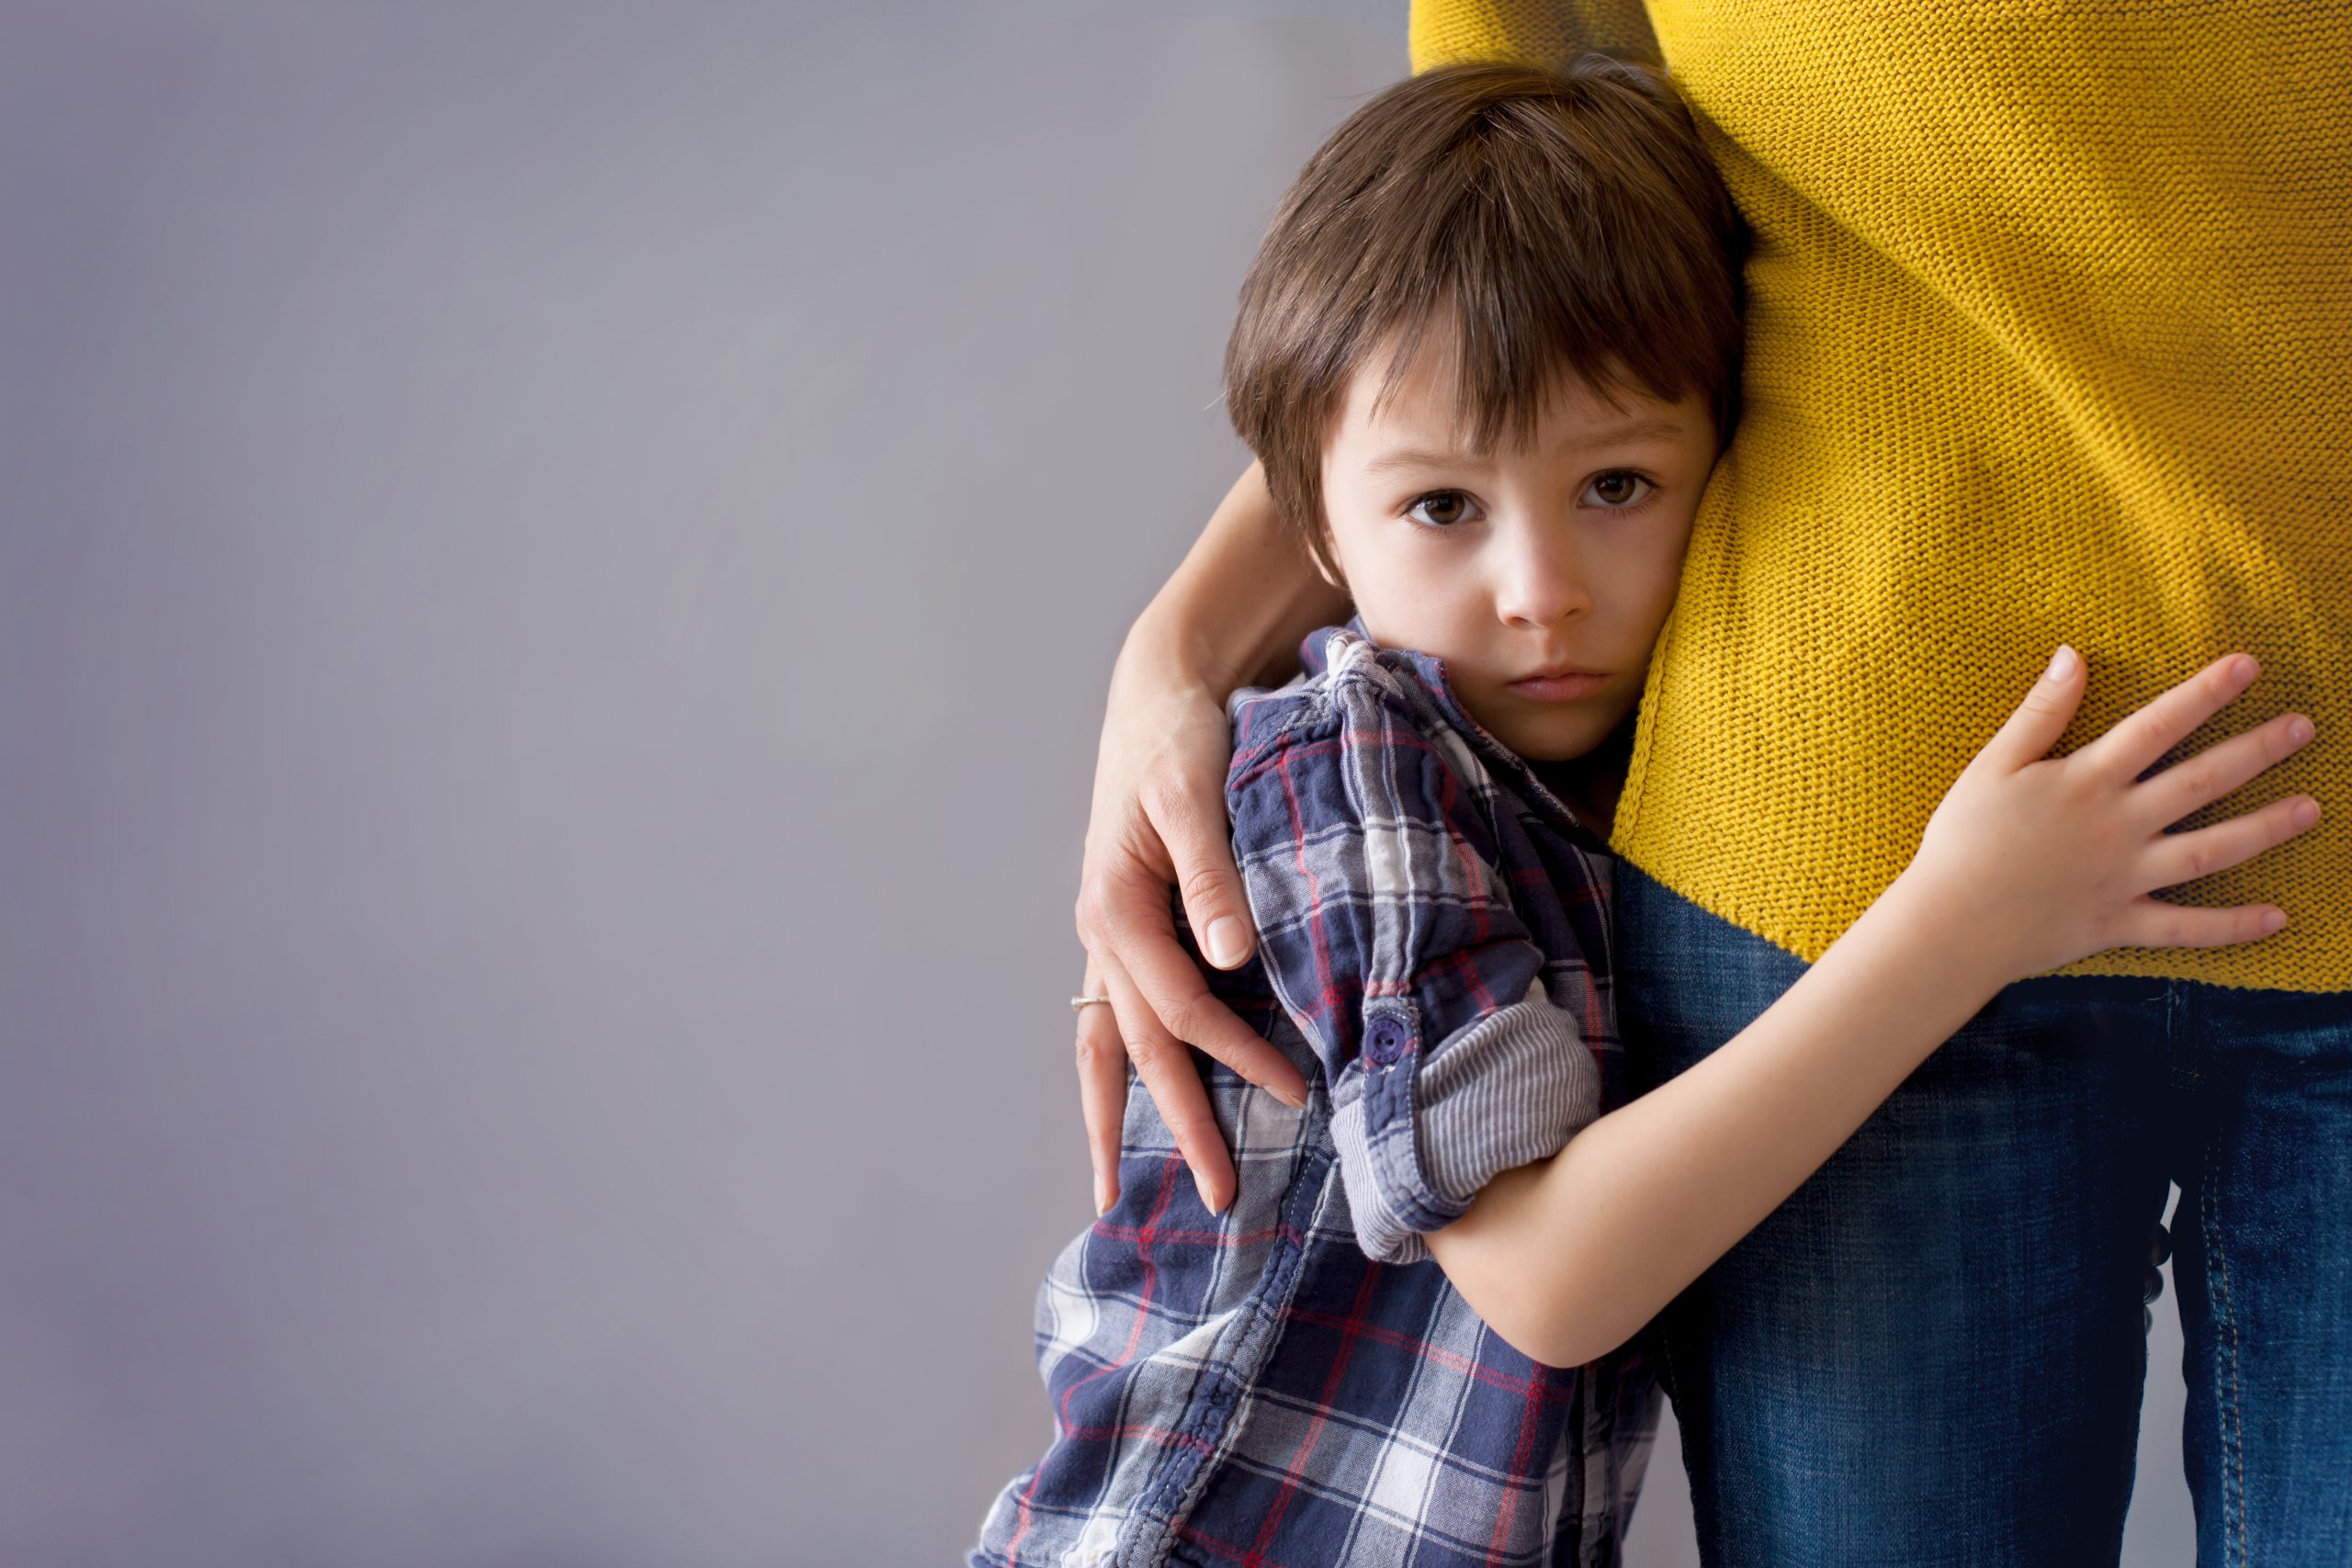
1205, 917, 1250, 969
1272, 1080, 1308, 1111
2233, 654, 2260, 683
2295, 798, 2321, 829
1094, 1177, 1113, 1216
2290, 716, 2315, 745
2045, 645, 2077, 682
2265, 907, 2289, 932
1197, 1179, 1227, 1216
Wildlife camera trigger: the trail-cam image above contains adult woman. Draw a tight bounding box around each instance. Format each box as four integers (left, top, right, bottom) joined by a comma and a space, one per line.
1071, 3, 2350, 1563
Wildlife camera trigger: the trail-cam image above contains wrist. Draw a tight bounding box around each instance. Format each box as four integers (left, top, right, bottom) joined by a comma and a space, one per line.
1115, 602, 1231, 708
1864, 863, 2023, 1001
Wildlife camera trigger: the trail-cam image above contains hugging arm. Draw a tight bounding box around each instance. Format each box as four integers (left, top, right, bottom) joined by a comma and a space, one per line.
1073, 459, 1349, 1214
1425, 649, 2319, 1367
1075, 0, 1675, 1217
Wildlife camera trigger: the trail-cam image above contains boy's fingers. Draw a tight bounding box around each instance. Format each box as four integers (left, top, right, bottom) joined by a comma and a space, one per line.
1978, 645, 2088, 773
1142, 769, 1260, 971
1074, 956, 1130, 1215
2141, 794, 2322, 893
2135, 711, 2315, 829
1102, 955, 1236, 1213
2079, 653, 2262, 784
2113, 895, 2289, 951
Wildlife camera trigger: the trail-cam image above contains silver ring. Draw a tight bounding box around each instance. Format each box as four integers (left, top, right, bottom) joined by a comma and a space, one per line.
1069, 994, 1114, 1011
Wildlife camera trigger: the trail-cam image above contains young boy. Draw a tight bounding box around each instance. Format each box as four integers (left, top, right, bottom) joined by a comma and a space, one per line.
971, 57, 2312, 1568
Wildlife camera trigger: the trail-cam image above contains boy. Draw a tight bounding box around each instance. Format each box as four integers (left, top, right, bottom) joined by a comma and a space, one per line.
972, 57, 2312, 1568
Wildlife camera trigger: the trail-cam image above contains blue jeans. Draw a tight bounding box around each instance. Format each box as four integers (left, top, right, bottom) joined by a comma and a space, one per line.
1616, 865, 2352, 1567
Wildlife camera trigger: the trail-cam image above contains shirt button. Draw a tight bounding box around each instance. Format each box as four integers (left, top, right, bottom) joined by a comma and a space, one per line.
1365, 1020, 1408, 1066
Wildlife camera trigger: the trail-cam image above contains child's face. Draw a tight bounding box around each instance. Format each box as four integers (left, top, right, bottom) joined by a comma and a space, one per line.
1318, 336, 1718, 763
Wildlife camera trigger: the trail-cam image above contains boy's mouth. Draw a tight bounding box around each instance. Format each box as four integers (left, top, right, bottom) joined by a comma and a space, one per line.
1507, 671, 1611, 702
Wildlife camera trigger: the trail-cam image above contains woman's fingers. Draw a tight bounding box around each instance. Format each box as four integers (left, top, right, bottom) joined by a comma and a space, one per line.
1973, 645, 2088, 773
1078, 810, 1308, 1093
1070, 756, 1306, 1216
2134, 711, 2316, 829
2140, 793, 2322, 893
2111, 894, 2290, 950
1100, 945, 1236, 1213
2077, 653, 2263, 784
1075, 954, 1131, 1215
1142, 767, 1261, 972
1082, 861, 1306, 1097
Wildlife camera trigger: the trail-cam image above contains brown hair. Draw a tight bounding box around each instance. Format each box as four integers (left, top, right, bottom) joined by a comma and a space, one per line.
1222, 57, 1746, 581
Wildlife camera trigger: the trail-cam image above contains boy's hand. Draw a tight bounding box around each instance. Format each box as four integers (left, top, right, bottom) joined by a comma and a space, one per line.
1073, 649, 1310, 1217
1898, 646, 2320, 985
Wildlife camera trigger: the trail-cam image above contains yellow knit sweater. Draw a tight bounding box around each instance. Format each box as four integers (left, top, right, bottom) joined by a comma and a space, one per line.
1413, 0, 2352, 989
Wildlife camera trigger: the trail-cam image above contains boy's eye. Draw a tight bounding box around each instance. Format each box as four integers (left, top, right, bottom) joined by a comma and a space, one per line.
1583, 471, 1654, 508
1405, 491, 1482, 528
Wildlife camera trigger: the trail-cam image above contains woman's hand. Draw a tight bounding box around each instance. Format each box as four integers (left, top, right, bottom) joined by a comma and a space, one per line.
1073, 638, 1310, 1217
1900, 646, 2320, 984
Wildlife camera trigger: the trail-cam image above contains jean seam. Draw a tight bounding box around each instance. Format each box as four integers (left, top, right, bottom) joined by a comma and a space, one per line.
1654, 1317, 1723, 1566
2200, 1125, 2249, 1567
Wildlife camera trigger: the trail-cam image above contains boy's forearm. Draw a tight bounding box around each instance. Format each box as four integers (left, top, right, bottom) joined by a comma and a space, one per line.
1427, 873, 2011, 1367
1126, 460, 1351, 694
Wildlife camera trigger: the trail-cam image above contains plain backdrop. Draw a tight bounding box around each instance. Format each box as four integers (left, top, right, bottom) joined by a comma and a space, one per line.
2, 3, 2198, 1563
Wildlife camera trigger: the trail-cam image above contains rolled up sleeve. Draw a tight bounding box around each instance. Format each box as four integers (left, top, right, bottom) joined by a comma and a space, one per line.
1226, 660, 1602, 1265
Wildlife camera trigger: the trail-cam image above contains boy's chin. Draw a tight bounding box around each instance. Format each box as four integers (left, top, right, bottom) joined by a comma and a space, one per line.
1474, 705, 1620, 764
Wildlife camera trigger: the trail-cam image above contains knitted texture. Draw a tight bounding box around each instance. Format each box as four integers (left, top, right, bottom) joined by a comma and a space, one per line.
1413, 0, 2352, 988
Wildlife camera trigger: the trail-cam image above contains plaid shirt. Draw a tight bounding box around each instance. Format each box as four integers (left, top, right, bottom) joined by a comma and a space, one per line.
972, 622, 1657, 1568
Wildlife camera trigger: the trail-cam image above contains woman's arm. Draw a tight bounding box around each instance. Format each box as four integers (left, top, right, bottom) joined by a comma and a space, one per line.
1427, 648, 2320, 1368
1138, 459, 1353, 694
1073, 459, 1351, 1214
1080, 0, 1678, 1218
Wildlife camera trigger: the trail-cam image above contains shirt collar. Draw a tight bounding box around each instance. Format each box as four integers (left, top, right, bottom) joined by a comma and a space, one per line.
1301, 615, 1608, 846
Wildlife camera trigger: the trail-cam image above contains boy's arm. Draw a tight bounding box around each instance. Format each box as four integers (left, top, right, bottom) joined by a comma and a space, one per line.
1427, 870, 2003, 1366
1426, 649, 2319, 1368
1074, 460, 1349, 1215
1227, 643, 1610, 1263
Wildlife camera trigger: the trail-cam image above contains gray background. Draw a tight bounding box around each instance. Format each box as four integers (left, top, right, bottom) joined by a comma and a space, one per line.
0, 4, 2196, 1563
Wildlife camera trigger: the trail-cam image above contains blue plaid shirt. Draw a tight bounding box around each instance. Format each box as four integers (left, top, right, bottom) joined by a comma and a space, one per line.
972, 622, 1657, 1568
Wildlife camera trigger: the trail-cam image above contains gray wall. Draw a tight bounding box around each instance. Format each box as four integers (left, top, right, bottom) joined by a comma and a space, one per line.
0, 5, 2194, 1563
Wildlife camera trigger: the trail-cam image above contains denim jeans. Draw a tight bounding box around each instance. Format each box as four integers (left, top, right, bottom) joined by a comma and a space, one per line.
1616, 864, 2352, 1567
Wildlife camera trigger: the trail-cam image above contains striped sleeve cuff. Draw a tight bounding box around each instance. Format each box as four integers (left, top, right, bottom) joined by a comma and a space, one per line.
1331, 981, 1602, 1265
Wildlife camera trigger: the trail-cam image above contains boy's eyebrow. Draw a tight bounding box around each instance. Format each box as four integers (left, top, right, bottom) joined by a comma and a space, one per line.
1365, 446, 1492, 475
1582, 414, 1691, 444
1365, 417, 1691, 476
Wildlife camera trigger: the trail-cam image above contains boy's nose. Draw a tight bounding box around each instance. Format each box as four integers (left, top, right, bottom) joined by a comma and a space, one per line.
1493, 538, 1593, 629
